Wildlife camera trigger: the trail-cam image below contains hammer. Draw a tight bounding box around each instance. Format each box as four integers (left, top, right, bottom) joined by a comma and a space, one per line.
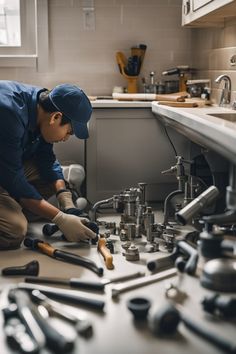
24, 238, 103, 277
97, 237, 114, 270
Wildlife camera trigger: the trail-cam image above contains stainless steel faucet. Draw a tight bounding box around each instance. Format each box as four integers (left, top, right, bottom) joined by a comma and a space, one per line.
215, 74, 231, 106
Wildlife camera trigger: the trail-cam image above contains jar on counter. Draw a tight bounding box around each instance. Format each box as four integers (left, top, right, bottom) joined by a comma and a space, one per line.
164, 80, 179, 94
156, 81, 166, 94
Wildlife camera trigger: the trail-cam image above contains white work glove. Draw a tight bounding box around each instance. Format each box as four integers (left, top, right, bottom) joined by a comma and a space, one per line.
52, 211, 96, 242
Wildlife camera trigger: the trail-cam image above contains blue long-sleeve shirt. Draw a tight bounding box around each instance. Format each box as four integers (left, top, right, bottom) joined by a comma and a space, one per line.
0, 80, 64, 200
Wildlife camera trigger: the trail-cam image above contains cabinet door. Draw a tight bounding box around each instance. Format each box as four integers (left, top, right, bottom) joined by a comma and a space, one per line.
182, 0, 236, 27
192, 0, 213, 11
86, 108, 190, 203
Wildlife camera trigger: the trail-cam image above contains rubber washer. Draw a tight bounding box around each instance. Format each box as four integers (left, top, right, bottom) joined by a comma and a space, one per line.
127, 297, 151, 320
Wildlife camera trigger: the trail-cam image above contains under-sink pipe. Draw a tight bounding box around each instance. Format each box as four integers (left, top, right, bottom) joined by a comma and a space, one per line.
203, 163, 236, 225
90, 197, 113, 222
163, 189, 184, 226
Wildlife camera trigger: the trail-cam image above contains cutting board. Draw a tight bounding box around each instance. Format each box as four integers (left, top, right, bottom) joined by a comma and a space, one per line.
158, 101, 198, 107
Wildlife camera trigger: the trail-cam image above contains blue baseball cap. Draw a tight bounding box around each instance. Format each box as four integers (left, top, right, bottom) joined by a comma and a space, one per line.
48, 84, 92, 139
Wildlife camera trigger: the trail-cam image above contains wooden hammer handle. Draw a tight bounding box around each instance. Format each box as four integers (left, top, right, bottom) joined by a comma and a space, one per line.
98, 238, 114, 270
37, 242, 55, 257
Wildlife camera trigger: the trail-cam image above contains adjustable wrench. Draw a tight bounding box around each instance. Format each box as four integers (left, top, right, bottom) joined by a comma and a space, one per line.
111, 268, 177, 298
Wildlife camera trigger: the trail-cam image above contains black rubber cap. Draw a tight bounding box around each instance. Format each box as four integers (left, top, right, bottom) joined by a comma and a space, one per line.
127, 297, 151, 320
149, 303, 180, 335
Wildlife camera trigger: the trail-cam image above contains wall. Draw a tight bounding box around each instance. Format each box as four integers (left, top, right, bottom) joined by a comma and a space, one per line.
191, 17, 236, 103
0, 0, 192, 96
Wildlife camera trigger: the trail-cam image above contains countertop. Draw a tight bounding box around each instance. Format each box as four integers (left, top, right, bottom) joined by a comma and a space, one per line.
152, 102, 236, 165
91, 99, 152, 108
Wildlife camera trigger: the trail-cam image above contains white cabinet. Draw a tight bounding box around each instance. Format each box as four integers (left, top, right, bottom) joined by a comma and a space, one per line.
182, 0, 236, 27
86, 108, 190, 204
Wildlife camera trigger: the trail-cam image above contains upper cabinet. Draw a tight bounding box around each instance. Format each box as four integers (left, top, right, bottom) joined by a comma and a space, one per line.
182, 0, 236, 27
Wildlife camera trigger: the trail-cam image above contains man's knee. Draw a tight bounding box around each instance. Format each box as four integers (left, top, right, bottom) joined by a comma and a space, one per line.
0, 214, 27, 250
11, 213, 28, 236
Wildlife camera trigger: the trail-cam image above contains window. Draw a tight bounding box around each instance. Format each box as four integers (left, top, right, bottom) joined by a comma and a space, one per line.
0, 0, 48, 70
0, 0, 20, 46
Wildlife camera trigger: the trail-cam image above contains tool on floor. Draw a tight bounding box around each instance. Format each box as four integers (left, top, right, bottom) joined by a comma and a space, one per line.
127, 297, 151, 321
123, 243, 140, 261
147, 240, 198, 276
31, 290, 93, 338
165, 282, 188, 304
111, 268, 177, 298
1, 260, 40, 276
24, 238, 103, 277
91, 182, 160, 251
3, 316, 40, 354
8, 288, 76, 353
24, 271, 145, 292
201, 293, 236, 318
200, 258, 236, 292
97, 236, 114, 270
149, 302, 236, 353
147, 254, 177, 273
18, 282, 105, 311
7, 289, 46, 351
175, 185, 220, 226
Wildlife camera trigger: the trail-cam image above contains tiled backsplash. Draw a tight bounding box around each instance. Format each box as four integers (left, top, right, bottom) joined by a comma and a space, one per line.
0, 0, 192, 95
192, 18, 236, 104
0, 0, 235, 101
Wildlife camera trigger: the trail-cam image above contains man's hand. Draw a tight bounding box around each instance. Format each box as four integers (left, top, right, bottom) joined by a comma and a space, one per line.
52, 211, 96, 242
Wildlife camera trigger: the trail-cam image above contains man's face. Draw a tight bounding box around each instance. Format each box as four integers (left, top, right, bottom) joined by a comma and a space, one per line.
40, 112, 74, 144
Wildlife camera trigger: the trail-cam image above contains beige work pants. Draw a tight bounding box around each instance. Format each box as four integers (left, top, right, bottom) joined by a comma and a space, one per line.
0, 161, 54, 250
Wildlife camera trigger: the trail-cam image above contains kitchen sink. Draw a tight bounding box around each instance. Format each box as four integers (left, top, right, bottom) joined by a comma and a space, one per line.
207, 112, 236, 122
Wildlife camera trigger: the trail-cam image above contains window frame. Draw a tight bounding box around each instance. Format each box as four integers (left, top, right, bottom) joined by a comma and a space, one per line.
0, 0, 48, 70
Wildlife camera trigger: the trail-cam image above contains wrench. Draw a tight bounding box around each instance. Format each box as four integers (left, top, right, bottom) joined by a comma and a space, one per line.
111, 268, 177, 298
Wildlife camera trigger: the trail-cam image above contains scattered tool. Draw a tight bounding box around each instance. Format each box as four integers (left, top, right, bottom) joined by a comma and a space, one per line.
149, 302, 236, 353
8, 288, 76, 353
24, 238, 103, 277
31, 290, 93, 338
147, 240, 198, 275
8, 288, 46, 351
127, 297, 151, 321
3, 316, 40, 354
97, 237, 114, 270
111, 268, 177, 298
18, 282, 105, 311
2, 260, 39, 276
123, 244, 140, 261
24, 271, 145, 292
202, 293, 236, 318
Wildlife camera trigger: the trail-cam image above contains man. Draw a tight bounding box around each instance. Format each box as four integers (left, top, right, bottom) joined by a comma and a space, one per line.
0, 80, 96, 250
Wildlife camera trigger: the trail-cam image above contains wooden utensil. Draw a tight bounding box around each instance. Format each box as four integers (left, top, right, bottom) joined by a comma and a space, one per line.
157, 101, 198, 107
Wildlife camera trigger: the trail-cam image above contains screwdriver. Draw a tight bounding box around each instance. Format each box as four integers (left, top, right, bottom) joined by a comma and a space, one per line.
25, 271, 145, 292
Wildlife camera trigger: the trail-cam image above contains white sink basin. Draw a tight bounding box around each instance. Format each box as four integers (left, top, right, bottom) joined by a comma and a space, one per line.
207, 112, 236, 122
